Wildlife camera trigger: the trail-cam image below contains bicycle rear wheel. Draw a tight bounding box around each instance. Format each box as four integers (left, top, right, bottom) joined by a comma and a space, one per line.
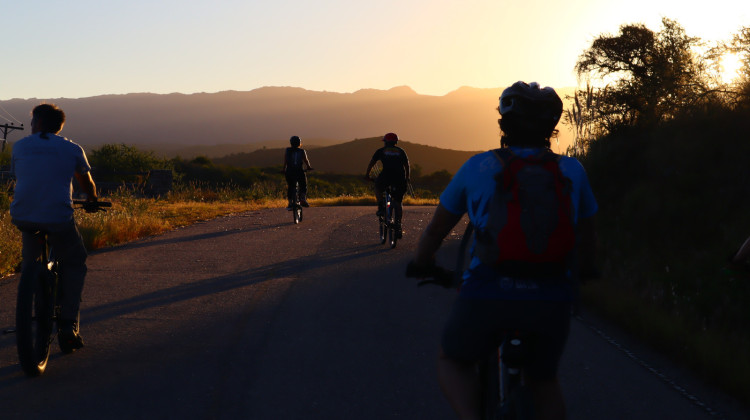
498, 351, 534, 420
388, 221, 397, 248
293, 205, 303, 224
386, 201, 397, 249
479, 349, 501, 419
16, 263, 54, 376
379, 217, 387, 244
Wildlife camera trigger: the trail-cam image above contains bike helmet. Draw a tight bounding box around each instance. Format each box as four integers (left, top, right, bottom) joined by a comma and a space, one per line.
382, 132, 399, 144
290, 135, 301, 147
499, 81, 563, 136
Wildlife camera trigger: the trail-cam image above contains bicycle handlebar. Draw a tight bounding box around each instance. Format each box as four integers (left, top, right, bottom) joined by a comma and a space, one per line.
73, 200, 112, 213
405, 260, 459, 288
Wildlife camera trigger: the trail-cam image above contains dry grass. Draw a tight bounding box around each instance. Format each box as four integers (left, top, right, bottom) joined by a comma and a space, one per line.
0, 215, 22, 275
313, 195, 439, 207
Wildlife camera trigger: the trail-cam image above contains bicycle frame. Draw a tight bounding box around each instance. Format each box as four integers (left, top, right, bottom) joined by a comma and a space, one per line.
292, 188, 303, 224
499, 334, 533, 419
378, 186, 397, 248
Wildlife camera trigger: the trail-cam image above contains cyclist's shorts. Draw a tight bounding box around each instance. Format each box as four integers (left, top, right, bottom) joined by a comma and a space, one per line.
376, 176, 407, 202
441, 298, 571, 381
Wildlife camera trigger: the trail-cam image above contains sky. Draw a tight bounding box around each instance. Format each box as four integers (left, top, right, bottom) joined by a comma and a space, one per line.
1, 0, 748, 101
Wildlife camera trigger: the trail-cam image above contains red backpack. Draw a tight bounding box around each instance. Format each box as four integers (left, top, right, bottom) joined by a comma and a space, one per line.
474, 148, 576, 278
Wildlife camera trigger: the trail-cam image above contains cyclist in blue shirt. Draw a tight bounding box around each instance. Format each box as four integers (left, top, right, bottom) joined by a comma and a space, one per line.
409, 82, 598, 420
365, 133, 410, 237
283, 135, 312, 209
11, 103, 98, 352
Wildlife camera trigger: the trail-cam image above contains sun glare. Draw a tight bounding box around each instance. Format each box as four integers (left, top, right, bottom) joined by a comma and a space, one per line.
719, 52, 744, 84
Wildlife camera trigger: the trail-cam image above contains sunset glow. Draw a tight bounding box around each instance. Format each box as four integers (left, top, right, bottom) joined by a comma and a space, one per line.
0, 1, 748, 100
719, 52, 745, 83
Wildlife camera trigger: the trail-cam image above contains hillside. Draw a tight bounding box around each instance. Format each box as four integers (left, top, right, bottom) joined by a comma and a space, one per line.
0, 85, 575, 154
212, 137, 481, 175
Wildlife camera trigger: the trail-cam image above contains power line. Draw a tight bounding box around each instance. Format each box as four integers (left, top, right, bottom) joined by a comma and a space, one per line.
0, 102, 22, 125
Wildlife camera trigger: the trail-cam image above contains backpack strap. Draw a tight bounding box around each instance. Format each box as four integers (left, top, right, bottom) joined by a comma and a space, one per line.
493, 148, 562, 165
490, 148, 514, 168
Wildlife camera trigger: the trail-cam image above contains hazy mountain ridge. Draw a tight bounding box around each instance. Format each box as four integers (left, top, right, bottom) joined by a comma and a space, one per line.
212, 137, 482, 175
0, 85, 575, 155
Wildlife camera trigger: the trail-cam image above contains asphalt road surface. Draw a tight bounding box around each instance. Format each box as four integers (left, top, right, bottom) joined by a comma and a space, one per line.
0, 206, 747, 419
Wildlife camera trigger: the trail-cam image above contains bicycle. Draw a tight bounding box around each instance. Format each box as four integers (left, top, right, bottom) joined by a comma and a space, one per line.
365, 177, 399, 248
406, 224, 534, 420
287, 168, 312, 224
378, 185, 399, 248
13, 199, 111, 376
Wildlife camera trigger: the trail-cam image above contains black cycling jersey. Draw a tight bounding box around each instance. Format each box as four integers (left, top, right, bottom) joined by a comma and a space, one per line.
371, 145, 409, 180
285, 147, 308, 172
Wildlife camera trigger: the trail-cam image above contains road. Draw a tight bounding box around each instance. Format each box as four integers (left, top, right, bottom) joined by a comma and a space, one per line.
0, 206, 746, 419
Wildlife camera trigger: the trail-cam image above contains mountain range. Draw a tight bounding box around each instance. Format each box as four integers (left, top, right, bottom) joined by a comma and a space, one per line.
0, 85, 576, 158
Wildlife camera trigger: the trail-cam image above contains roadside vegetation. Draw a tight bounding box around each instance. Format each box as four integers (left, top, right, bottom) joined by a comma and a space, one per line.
569, 19, 750, 403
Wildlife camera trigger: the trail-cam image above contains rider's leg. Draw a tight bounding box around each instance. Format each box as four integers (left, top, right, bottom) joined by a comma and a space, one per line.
284, 172, 296, 208
392, 184, 406, 237
526, 378, 566, 420
12, 220, 45, 271
44, 221, 88, 350
521, 301, 571, 420
374, 183, 385, 216
48, 222, 88, 322
437, 348, 481, 420
393, 200, 403, 237
299, 172, 309, 207
439, 298, 497, 420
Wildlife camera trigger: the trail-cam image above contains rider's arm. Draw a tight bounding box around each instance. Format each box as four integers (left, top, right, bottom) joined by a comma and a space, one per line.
74, 171, 98, 202
303, 150, 312, 170
365, 158, 377, 178
282, 150, 288, 172
403, 151, 410, 181
414, 204, 463, 267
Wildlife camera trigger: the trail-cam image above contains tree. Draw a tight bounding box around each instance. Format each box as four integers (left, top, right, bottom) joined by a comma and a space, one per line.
89, 144, 173, 183
572, 18, 710, 140
728, 27, 750, 104
89, 144, 171, 173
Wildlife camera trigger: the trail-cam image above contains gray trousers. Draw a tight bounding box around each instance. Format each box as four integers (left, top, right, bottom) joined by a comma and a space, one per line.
13, 219, 88, 321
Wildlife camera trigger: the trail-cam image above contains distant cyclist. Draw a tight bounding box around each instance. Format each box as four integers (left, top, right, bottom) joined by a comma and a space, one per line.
10, 103, 98, 352
283, 135, 312, 209
364, 133, 410, 237
407, 82, 598, 420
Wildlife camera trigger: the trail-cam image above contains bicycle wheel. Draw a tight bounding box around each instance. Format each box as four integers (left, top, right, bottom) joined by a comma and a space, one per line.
498, 355, 534, 419
479, 350, 501, 420
386, 200, 397, 248
16, 263, 54, 376
379, 216, 387, 244
293, 205, 302, 224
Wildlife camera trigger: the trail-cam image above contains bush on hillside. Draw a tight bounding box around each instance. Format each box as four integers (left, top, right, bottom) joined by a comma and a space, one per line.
89, 143, 174, 183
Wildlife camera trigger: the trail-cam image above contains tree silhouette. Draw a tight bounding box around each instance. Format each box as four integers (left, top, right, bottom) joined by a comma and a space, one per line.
728, 27, 750, 104
572, 18, 711, 142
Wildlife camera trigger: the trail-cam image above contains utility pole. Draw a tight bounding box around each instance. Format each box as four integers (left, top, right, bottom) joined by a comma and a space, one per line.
1, 123, 24, 152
